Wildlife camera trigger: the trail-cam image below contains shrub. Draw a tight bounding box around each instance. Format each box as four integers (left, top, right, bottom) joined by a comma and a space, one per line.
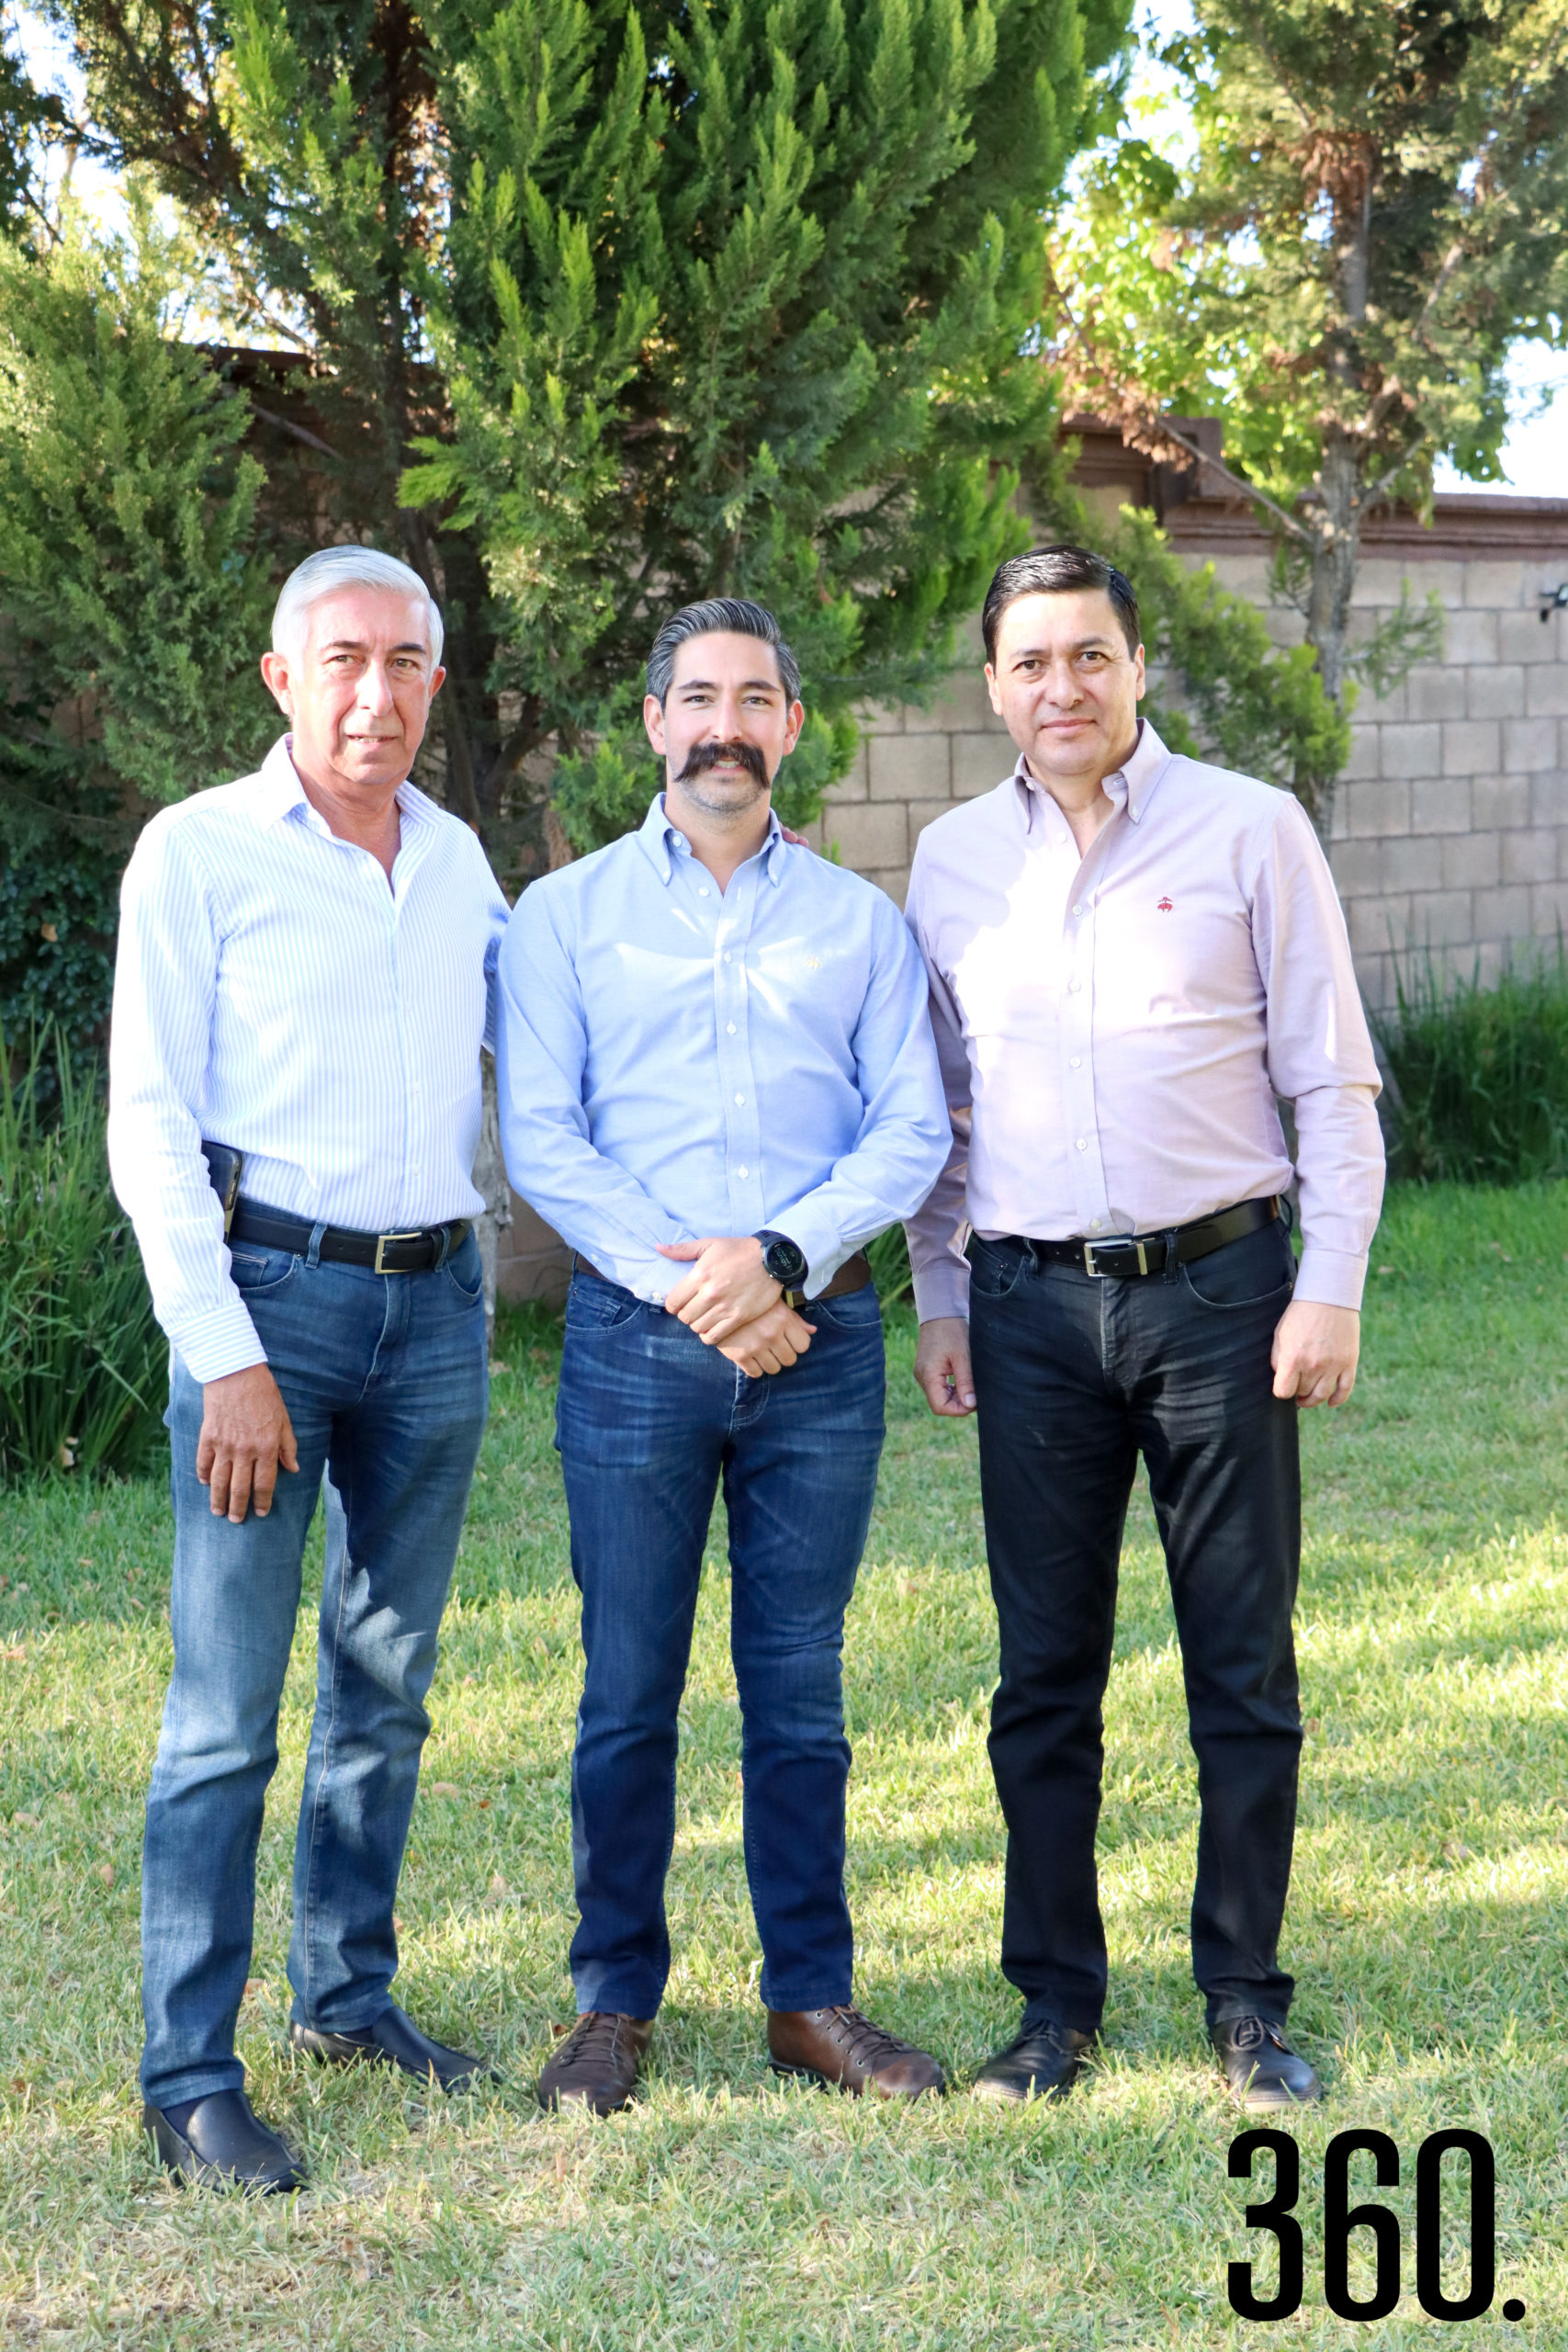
865, 1223, 915, 1314
0, 1029, 164, 1481
1373, 945, 1568, 1185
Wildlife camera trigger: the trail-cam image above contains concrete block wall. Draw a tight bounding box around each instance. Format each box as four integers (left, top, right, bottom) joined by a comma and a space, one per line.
802, 546, 1568, 1018
800, 616, 1019, 894
1318, 559, 1568, 1011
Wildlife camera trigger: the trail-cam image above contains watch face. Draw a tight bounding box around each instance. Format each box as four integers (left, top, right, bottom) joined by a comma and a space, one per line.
765, 1237, 808, 1284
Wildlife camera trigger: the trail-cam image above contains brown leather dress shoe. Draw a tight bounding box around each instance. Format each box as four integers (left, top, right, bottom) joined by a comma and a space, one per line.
536, 2012, 654, 2115
767, 2006, 945, 2099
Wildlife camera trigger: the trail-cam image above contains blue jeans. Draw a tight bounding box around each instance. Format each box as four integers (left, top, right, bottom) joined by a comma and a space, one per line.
966, 1216, 1303, 2035
140, 1231, 488, 2109
555, 1272, 887, 2019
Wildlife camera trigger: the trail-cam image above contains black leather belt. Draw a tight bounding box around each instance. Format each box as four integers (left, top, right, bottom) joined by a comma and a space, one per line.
230, 1196, 471, 1274
990, 1195, 1280, 1280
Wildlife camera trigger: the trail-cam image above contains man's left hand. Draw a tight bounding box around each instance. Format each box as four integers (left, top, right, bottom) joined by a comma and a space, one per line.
660, 1235, 784, 1343
1271, 1299, 1360, 1408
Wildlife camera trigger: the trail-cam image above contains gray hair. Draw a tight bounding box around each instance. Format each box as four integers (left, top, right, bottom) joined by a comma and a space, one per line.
646, 597, 801, 706
271, 546, 445, 666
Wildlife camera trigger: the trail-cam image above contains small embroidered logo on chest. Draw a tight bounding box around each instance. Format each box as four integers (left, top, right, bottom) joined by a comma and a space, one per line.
805, 955, 822, 969
1156, 896, 1174, 912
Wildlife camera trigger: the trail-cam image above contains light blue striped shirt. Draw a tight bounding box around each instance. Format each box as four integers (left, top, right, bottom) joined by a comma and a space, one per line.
108, 735, 510, 1381
495, 795, 950, 1301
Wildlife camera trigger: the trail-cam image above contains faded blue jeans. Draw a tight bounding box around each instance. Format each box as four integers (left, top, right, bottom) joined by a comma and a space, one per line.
140, 1230, 488, 2110
555, 1270, 887, 2020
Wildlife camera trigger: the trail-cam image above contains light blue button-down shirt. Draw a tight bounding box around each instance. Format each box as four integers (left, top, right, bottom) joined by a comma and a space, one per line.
496, 795, 950, 1301
108, 735, 510, 1382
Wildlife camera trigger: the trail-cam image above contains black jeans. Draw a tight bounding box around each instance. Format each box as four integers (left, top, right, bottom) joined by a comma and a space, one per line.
967, 1215, 1303, 2035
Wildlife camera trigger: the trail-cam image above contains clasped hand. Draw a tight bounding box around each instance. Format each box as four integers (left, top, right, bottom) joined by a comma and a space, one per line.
659, 1234, 814, 1376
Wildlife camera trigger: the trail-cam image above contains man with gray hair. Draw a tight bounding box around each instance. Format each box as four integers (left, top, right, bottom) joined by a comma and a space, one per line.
109, 546, 509, 2189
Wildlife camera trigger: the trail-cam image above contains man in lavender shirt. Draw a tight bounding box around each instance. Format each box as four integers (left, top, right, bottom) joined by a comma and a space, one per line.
906, 546, 1384, 2111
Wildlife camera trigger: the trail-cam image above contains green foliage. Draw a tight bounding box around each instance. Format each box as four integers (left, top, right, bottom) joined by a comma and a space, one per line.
1050, 0, 1568, 796
0, 198, 276, 1035
863, 1220, 914, 1314
1372, 945, 1568, 1186
0, 1028, 164, 1483
0, 835, 120, 1072
1100, 504, 1350, 817
401, 0, 1132, 850
0, 9, 67, 234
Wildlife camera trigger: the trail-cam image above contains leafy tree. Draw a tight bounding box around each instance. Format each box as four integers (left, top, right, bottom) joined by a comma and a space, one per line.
1049, 0, 1568, 828
55, 0, 1133, 871
1, 6, 68, 236
407, 0, 1129, 848
0, 199, 275, 1052
44, 0, 1342, 869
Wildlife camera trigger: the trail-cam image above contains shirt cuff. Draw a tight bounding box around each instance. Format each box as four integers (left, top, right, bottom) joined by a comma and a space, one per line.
911, 1255, 972, 1323
772, 1204, 847, 1298
169, 1300, 268, 1385
1293, 1244, 1368, 1312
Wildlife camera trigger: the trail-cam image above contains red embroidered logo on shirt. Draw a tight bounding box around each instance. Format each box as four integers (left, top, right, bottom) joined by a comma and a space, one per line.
1156, 895, 1174, 912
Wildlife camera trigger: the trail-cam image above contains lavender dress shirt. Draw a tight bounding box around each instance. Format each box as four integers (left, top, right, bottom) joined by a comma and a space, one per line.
904, 719, 1385, 1321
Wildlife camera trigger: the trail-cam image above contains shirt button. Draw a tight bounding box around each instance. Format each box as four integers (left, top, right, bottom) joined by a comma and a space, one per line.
738, 1165, 749, 1179
1072, 902, 1083, 916
734, 1093, 745, 1105
1090, 1217, 1102, 1232
1077, 1137, 1088, 1151
697, 886, 709, 898
727, 1022, 737, 1035
723, 952, 732, 964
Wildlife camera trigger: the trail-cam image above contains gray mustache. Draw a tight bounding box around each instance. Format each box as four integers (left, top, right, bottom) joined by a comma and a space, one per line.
676, 737, 768, 784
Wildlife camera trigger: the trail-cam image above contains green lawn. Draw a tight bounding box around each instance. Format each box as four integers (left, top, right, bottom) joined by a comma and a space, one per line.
2, 1184, 1565, 2348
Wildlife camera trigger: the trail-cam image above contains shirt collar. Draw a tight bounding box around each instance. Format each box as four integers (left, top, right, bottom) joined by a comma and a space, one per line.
1011, 717, 1171, 832
249, 734, 433, 834
636, 791, 787, 886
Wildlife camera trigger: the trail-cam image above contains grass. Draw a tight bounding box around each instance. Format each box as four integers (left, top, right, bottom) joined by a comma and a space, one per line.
1, 1182, 1566, 2348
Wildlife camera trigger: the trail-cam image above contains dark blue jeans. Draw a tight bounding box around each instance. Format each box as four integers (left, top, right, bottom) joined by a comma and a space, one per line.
555, 1272, 886, 2019
966, 1216, 1303, 2036
140, 1232, 489, 2109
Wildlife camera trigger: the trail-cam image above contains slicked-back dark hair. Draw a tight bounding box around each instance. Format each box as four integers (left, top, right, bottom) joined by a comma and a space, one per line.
981, 546, 1141, 664
646, 597, 801, 707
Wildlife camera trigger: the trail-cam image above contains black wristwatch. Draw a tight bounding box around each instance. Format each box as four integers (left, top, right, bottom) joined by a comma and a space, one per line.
754, 1229, 809, 1292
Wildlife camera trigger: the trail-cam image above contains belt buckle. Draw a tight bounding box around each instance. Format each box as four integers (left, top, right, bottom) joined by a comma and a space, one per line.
373, 1228, 423, 1274
1082, 1237, 1148, 1278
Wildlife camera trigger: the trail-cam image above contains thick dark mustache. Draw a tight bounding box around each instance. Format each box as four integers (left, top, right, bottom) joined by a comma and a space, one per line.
675, 737, 768, 785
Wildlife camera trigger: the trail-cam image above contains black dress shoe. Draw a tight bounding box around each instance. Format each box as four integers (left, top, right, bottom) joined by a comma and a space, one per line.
288, 2003, 493, 2093
971, 2018, 1094, 2103
1212, 2016, 1324, 2110
142, 2091, 305, 2192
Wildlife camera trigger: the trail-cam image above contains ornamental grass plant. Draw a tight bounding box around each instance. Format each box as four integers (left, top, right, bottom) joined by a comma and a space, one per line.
0, 1027, 164, 1481
1374, 944, 1568, 1184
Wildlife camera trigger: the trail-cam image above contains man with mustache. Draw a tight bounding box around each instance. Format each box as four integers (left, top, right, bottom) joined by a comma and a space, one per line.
497, 597, 952, 2113
109, 547, 507, 2190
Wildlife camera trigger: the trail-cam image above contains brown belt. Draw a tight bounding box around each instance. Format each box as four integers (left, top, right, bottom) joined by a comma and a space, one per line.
574, 1250, 872, 1306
